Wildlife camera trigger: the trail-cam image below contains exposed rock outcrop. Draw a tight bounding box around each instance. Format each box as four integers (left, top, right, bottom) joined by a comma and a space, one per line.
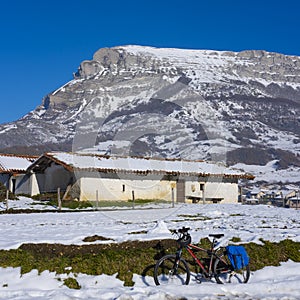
0, 45, 299, 183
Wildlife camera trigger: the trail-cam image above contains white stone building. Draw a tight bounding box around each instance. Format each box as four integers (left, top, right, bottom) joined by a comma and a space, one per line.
0, 154, 38, 194
27, 152, 254, 203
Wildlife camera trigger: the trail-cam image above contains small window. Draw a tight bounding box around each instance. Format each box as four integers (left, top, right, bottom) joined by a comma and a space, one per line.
122, 184, 125, 192
191, 184, 196, 192
200, 183, 205, 191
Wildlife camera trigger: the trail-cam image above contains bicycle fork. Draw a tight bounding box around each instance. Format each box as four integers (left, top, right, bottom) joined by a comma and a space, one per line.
171, 249, 183, 276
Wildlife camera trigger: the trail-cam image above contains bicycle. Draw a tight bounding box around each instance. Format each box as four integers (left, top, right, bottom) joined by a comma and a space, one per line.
154, 226, 250, 285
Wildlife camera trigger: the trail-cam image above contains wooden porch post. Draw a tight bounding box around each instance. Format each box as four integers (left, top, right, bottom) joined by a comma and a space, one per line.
57, 187, 62, 210
5, 189, 9, 211
132, 190, 135, 209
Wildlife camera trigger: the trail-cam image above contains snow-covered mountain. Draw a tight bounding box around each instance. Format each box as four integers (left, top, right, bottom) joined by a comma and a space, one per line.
0, 45, 299, 183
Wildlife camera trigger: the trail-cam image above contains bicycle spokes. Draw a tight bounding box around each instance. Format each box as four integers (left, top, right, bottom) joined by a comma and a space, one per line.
214, 257, 250, 284
154, 255, 190, 285
154, 227, 250, 286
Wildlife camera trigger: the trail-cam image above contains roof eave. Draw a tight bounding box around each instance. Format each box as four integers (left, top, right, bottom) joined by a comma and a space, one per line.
73, 167, 254, 179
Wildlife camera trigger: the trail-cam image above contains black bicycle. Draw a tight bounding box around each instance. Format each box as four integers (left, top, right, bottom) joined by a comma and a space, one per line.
154, 227, 250, 285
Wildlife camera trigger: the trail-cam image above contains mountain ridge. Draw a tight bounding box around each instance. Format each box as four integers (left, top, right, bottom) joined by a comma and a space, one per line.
1, 45, 299, 184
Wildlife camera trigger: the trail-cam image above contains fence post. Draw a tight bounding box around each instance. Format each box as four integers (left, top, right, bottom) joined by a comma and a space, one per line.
5, 189, 9, 211
132, 190, 135, 209
96, 190, 99, 210
57, 187, 62, 211
240, 186, 244, 204
171, 187, 175, 208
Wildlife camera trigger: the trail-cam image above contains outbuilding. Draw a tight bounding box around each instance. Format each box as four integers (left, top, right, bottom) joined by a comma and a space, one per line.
27, 152, 254, 203
0, 153, 38, 194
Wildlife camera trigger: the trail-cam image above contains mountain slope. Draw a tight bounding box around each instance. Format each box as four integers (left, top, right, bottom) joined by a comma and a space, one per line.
1, 45, 299, 183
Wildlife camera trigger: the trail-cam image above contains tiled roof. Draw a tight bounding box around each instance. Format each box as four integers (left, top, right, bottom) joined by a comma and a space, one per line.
0, 154, 38, 173
29, 152, 255, 179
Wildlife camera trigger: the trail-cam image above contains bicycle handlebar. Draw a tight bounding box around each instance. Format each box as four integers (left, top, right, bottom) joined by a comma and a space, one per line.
175, 227, 192, 247
177, 227, 190, 234
173, 227, 224, 250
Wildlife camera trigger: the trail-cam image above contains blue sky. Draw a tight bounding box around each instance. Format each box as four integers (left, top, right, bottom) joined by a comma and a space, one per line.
1, 0, 299, 124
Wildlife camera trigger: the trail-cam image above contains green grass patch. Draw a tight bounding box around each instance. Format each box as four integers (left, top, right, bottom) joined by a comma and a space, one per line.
128, 230, 148, 235
61, 200, 93, 209
82, 235, 113, 242
177, 214, 213, 221
230, 237, 242, 243
90, 199, 169, 209
32, 194, 94, 209
0, 240, 176, 286
92, 199, 168, 208
31, 193, 60, 202
0, 239, 299, 287
63, 277, 81, 289
229, 213, 245, 217
8, 193, 169, 210
0, 182, 17, 201
91, 200, 132, 208
32, 193, 93, 209
244, 239, 300, 271
128, 199, 168, 204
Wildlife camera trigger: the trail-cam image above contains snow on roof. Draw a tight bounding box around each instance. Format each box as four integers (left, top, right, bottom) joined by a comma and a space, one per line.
37, 152, 254, 179
0, 154, 38, 173
250, 186, 264, 194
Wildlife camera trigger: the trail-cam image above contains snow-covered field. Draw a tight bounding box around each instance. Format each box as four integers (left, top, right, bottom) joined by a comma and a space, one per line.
0, 197, 300, 299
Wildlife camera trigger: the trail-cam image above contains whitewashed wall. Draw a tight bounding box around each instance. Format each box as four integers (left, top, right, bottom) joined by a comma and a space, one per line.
76, 172, 239, 203
185, 177, 238, 203
0, 174, 10, 188
30, 163, 73, 195
185, 177, 203, 200
204, 181, 238, 203
30, 173, 44, 196
0, 173, 32, 195
12, 174, 31, 195
78, 172, 176, 201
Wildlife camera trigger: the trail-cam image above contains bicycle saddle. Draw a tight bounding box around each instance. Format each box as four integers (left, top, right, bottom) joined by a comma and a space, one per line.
209, 234, 224, 239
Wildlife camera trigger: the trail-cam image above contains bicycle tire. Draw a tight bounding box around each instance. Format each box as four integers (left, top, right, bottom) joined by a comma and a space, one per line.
154, 254, 190, 286
214, 254, 250, 284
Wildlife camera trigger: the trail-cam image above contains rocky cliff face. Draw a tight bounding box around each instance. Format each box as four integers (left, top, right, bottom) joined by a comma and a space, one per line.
0, 46, 299, 183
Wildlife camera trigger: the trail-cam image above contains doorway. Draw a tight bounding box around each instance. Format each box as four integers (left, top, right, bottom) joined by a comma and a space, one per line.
176, 179, 185, 203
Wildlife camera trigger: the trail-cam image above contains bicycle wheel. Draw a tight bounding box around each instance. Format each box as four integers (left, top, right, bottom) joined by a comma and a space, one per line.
154, 254, 190, 286
214, 255, 250, 284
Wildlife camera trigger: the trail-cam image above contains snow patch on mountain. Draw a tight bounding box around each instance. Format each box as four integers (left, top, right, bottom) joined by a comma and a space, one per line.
234, 160, 300, 183
0, 45, 299, 185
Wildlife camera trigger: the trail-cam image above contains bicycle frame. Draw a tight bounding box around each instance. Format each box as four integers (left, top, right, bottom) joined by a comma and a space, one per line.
176, 239, 225, 279
154, 227, 250, 286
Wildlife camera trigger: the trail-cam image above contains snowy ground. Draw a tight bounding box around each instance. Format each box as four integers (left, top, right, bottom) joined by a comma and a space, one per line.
0, 197, 299, 299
